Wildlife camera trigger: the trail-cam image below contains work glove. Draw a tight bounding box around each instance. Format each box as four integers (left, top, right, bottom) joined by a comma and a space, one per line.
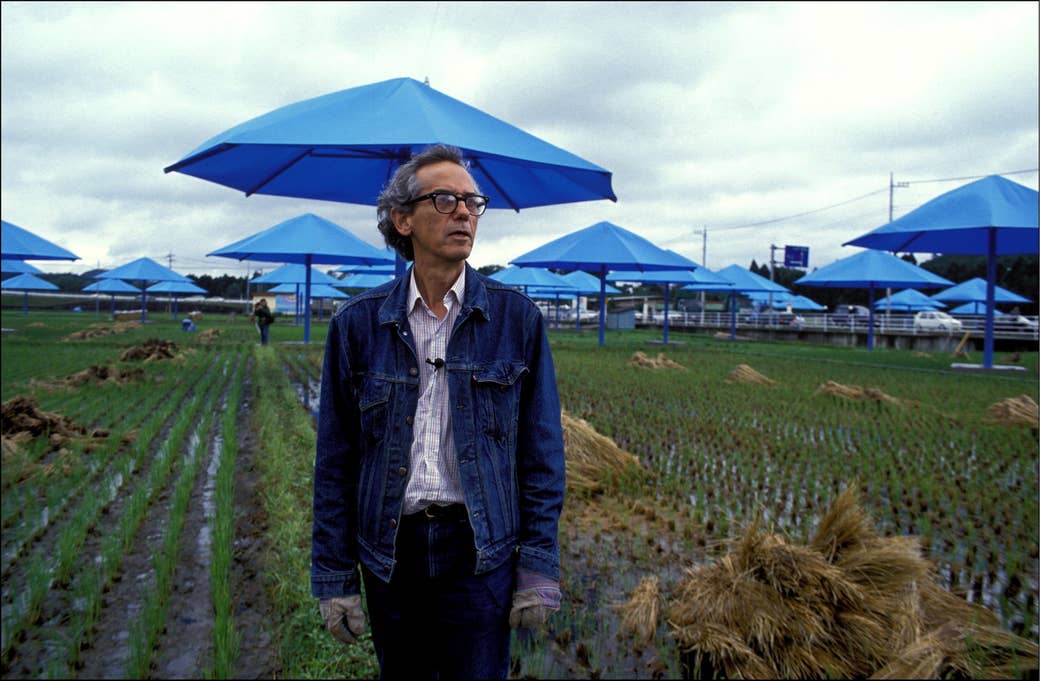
319, 595, 367, 645
509, 569, 562, 629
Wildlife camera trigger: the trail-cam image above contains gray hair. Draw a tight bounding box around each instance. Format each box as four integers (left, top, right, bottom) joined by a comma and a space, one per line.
376, 144, 479, 261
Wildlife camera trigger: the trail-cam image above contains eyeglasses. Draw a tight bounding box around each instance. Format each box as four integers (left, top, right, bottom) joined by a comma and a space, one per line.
405, 192, 489, 216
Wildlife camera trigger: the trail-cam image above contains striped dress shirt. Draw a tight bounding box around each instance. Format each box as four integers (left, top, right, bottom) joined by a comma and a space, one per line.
401, 268, 467, 514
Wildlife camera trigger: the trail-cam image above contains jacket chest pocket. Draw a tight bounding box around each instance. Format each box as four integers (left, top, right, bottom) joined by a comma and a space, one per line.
356, 378, 392, 446
471, 361, 528, 444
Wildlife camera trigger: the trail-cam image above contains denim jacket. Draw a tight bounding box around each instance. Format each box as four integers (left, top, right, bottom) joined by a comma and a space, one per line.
311, 264, 565, 599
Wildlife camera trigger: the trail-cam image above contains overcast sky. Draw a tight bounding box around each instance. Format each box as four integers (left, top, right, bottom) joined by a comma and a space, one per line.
2, 1, 1037, 280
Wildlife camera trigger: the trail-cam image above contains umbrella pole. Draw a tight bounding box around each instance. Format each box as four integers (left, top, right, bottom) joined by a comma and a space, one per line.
983, 230, 997, 369
598, 266, 606, 347
23, 291, 28, 316
729, 292, 736, 339
304, 255, 313, 344
867, 285, 876, 350
662, 283, 670, 344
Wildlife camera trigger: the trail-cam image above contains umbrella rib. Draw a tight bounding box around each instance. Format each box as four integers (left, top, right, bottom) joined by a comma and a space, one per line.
164, 143, 236, 174
470, 158, 520, 212
245, 149, 314, 197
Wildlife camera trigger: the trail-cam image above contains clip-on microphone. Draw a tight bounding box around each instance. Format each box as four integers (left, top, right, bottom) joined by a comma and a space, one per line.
426, 357, 445, 369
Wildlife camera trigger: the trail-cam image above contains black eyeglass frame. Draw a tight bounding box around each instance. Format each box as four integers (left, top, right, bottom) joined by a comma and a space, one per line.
404, 191, 490, 216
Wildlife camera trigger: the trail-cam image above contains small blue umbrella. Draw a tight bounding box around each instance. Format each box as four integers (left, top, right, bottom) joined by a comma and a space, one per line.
607, 263, 711, 344
209, 213, 395, 344
930, 277, 1032, 305
1, 220, 81, 261
2, 272, 59, 315
147, 280, 207, 319
871, 288, 944, 311
511, 221, 693, 345
948, 301, 1006, 316
845, 175, 1038, 368
489, 266, 576, 294
337, 272, 395, 290
270, 282, 349, 321
95, 257, 192, 324
558, 270, 622, 330
335, 260, 396, 275
712, 265, 789, 339
795, 249, 953, 350
84, 278, 141, 316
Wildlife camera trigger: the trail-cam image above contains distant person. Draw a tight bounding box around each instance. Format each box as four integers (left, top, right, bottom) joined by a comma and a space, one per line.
180, 317, 197, 332
311, 144, 566, 679
251, 298, 274, 345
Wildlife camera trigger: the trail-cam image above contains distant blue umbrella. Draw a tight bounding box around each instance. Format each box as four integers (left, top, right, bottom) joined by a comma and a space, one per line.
1, 220, 80, 261
95, 257, 192, 323
558, 270, 622, 331
489, 266, 576, 295
252, 263, 347, 327
607, 264, 711, 344
337, 272, 395, 290
930, 277, 1032, 306
270, 282, 348, 321
2, 272, 59, 315
713, 265, 790, 339
871, 288, 944, 311
209, 213, 395, 344
147, 280, 207, 319
512, 221, 692, 345
796, 249, 953, 350
335, 260, 396, 275
84, 278, 141, 316
845, 175, 1038, 368
949, 301, 1006, 316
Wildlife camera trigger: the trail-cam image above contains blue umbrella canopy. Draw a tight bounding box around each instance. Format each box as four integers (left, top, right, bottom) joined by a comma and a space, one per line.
335, 260, 396, 275
714, 265, 791, 293
165, 77, 616, 211
561, 270, 623, 295
96, 257, 191, 283
948, 301, 1006, 316
2, 272, 58, 291
210, 213, 395, 344
338, 272, 394, 290
489, 266, 576, 291
3, 272, 58, 315
2, 260, 44, 274
511, 221, 693, 345
83, 279, 140, 293
930, 277, 1032, 305
607, 265, 714, 344
252, 263, 344, 286
872, 288, 944, 311
146, 280, 207, 295
796, 249, 953, 350
1, 220, 80, 261
844, 175, 1038, 368
746, 291, 827, 311
269, 282, 348, 299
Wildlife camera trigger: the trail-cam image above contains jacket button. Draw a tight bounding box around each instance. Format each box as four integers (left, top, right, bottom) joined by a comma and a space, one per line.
390, 518, 398, 528
409, 367, 418, 376
406, 415, 414, 425
398, 467, 407, 476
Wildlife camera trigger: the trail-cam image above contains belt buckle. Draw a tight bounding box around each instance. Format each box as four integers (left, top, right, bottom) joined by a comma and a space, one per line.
423, 505, 439, 518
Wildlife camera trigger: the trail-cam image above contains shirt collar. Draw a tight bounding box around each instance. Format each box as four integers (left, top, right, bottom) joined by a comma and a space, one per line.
408, 266, 467, 314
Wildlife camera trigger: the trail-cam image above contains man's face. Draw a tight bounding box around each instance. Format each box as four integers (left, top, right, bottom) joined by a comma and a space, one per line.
393, 161, 480, 266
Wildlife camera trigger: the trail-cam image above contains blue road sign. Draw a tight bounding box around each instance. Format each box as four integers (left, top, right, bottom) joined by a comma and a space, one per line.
784, 245, 809, 268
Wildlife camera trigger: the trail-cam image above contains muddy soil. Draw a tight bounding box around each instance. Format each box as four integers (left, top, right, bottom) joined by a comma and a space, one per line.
2, 363, 278, 679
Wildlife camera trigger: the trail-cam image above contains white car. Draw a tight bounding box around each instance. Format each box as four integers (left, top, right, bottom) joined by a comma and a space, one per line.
913, 310, 963, 333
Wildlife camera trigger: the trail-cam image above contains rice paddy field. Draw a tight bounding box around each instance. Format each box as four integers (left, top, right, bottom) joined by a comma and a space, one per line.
1, 310, 1037, 678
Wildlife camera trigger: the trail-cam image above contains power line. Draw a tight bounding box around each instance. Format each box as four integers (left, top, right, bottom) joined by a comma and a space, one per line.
903, 167, 1038, 185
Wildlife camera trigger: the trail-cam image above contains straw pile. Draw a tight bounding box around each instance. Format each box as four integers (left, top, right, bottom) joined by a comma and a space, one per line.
618, 575, 661, 649
63, 364, 144, 386
666, 486, 1038, 679
561, 410, 645, 494
726, 364, 775, 385
628, 351, 686, 370
816, 381, 900, 404
198, 328, 221, 344
985, 395, 1038, 428
2, 395, 109, 458
63, 321, 139, 341
119, 338, 179, 361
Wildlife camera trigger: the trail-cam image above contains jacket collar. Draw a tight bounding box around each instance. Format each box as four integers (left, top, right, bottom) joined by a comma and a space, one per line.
378, 262, 490, 328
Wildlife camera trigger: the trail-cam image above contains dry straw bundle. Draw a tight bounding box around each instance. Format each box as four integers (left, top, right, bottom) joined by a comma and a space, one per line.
985, 394, 1039, 428
618, 575, 661, 649
666, 486, 1038, 679
561, 410, 644, 494
119, 338, 180, 362
815, 380, 900, 404
628, 351, 686, 370
726, 364, 775, 385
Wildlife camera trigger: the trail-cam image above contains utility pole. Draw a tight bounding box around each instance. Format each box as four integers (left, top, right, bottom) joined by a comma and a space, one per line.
886, 173, 909, 321
693, 226, 708, 324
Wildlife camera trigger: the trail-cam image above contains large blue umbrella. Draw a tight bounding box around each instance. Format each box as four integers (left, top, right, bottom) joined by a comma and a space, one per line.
2, 272, 59, 315
1, 220, 80, 262
209, 213, 395, 343
795, 249, 953, 350
845, 175, 1038, 368
489, 266, 575, 294
84, 278, 141, 316
95, 257, 192, 323
147, 280, 207, 319
164, 77, 616, 211
511, 221, 694, 345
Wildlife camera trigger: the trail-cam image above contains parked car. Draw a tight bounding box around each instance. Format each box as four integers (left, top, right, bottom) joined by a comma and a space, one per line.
1011, 315, 1039, 330
913, 310, 963, 333
831, 304, 870, 327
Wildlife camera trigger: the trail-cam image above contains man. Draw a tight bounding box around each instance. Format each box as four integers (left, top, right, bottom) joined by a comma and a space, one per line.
312, 144, 566, 678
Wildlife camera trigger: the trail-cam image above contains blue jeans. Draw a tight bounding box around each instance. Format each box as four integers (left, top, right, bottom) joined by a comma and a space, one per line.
258, 324, 269, 345
361, 504, 514, 679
